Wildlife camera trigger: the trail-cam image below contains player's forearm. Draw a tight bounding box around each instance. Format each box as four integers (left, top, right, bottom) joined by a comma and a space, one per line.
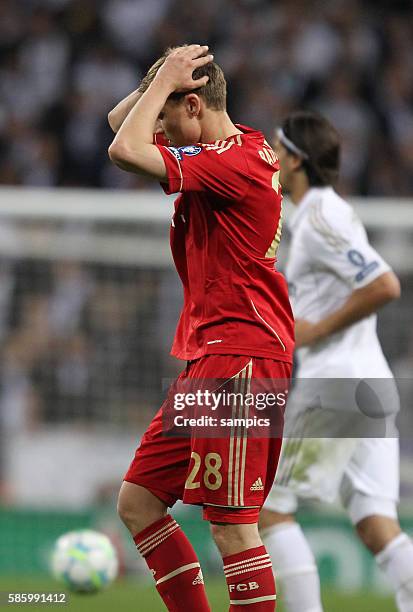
108, 89, 141, 133
315, 271, 401, 340
112, 78, 171, 148
108, 78, 171, 177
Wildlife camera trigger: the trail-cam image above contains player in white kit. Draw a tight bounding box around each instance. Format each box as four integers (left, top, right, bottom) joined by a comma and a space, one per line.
260, 111, 413, 612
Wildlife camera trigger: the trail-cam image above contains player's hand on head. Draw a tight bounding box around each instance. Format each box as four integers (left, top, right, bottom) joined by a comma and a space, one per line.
155, 44, 213, 93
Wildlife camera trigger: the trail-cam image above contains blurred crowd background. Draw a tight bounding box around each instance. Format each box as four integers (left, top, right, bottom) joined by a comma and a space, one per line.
1, 0, 413, 195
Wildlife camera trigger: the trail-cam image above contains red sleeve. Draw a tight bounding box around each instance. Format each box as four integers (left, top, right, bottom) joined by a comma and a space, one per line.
155, 142, 251, 200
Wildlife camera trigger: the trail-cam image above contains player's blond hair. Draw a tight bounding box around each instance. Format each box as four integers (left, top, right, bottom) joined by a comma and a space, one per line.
138, 45, 227, 111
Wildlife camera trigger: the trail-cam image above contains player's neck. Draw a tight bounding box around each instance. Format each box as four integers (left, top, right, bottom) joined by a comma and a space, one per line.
200, 110, 242, 143
290, 176, 310, 206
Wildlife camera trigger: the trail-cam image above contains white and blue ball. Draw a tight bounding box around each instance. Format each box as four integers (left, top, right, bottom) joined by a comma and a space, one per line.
51, 529, 118, 593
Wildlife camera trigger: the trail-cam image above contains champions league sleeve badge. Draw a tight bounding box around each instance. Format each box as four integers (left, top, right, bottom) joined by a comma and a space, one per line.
179, 145, 202, 156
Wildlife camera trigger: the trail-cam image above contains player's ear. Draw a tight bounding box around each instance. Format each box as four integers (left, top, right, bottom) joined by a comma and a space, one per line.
185, 94, 201, 118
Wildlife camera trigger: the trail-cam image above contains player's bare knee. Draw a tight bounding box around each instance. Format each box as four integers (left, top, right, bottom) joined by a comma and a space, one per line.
211, 522, 261, 557
210, 523, 239, 556
117, 491, 141, 532
117, 482, 167, 534
356, 518, 381, 553
259, 509, 295, 531
356, 515, 401, 555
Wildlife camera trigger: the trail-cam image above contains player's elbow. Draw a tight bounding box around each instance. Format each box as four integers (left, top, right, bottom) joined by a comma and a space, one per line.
386, 272, 401, 301
377, 271, 401, 303
108, 141, 130, 167
107, 111, 118, 133
108, 141, 148, 175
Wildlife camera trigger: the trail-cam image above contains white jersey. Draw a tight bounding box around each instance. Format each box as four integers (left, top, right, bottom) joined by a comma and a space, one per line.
286, 186, 393, 379
265, 187, 399, 514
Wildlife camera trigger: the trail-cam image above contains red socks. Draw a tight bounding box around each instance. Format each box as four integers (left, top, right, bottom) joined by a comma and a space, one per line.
223, 545, 277, 610
134, 517, 275, 611
134, 515, 210, 611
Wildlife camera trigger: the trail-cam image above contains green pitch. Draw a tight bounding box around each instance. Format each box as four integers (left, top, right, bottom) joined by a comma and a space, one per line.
0, 577, 396, 611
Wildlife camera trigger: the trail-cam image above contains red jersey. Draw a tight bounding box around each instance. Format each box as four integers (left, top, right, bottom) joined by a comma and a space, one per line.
155, 125, 294, 363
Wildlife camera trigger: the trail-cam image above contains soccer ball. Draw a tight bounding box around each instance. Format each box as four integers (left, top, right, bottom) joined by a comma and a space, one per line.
51, 529, 119, 593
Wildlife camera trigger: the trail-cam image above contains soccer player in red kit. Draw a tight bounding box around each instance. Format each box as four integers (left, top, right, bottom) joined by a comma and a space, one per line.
108, 45, 294, 611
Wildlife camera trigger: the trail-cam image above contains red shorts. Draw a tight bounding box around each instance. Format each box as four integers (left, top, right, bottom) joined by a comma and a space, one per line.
124, 354, 291, 524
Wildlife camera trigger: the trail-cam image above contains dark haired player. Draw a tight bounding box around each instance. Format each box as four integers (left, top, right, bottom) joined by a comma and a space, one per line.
108, 45, 294, 611
259, 112, 413, 612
